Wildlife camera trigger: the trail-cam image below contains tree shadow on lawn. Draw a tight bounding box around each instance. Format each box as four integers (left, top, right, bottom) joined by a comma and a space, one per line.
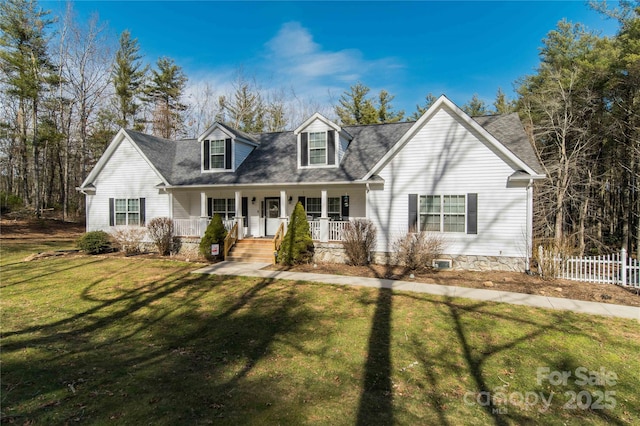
1, 274, 336, 424
398, 294, 634, 425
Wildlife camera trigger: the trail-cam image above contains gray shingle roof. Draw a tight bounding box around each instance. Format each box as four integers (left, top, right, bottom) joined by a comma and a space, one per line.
125, 114, 542, 187
473, 113, 543, 174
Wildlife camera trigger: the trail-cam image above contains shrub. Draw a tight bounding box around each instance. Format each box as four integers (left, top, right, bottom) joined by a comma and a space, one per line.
535, 238, 578, 279
77, 231, 112, 254
392, 231, 445, 271
147, 217, 174, 255
199, 214, 227, 261
343, 219, 377, 266
278, 202, 314, 265
0, 192, 24, 214
111, 227, 147, 256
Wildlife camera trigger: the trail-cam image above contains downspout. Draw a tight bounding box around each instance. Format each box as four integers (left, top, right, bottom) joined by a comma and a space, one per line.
525, 179, 534, 274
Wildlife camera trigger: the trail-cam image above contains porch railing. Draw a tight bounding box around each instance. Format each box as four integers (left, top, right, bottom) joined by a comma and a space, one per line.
224, 222, 239, 260
308, 220, 350, 241
173, 218, 235, 237
329, 221, 349, 241
273, 222, 285, 264
309, 221, 321, 240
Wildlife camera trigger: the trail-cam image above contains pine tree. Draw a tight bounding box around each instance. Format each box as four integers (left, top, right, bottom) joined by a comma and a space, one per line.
218, 82, 265, 132
146, 56, 187, 139
410, 93, 438, 120
493, 88, 516, 114
462, 94, 487, 116
199, 214, 227, 261
0, 0, 57, 216
377, 90, 405, 123
112, 30, 147, 130
277, 202, 314, 265
334, 82, 378, 125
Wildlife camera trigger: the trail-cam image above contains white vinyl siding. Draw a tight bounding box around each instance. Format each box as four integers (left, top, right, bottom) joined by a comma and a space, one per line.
368, 106, 528, 258
86, 137, 170, 232
235, 140, 254, 169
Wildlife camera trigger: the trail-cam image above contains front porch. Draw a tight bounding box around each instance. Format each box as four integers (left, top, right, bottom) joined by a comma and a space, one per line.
173, 217, 351, 243
169, 185, 366, 243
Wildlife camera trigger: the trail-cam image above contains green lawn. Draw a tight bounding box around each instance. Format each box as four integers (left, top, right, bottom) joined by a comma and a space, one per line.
1, 241, 639, 425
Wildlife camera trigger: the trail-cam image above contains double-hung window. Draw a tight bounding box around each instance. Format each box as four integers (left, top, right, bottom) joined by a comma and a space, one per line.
115, 198, 140, 226
419, 195, 465, 232
305, 197, 341, 220
308, 132, 327, 165
209, 139, 225, 169
209, 198, 235, 220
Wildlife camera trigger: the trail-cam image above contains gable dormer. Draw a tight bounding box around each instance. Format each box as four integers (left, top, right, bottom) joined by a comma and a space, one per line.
294, 113, 352, 168
198, 122, 258, 173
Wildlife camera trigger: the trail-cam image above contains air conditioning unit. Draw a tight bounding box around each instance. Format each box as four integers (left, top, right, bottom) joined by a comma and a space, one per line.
433, 259, 453, 270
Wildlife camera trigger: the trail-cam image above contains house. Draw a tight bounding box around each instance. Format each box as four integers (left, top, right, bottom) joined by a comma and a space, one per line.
78, 95, 545, 271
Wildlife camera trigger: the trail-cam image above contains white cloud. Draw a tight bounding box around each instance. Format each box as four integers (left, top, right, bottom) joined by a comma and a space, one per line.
263, 22, 402, 96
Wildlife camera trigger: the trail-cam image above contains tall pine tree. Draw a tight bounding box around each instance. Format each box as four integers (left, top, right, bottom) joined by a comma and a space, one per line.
112, 30, 146, 130
145, 56, 187, 139
0, 0, 57, 216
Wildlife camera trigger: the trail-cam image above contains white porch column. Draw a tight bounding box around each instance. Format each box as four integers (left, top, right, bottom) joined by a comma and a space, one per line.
280, 190, 288, 232
235, 190, 243, 240
320, 189, 329, 242
200, 192, 207, 218
200, 192, 209, 236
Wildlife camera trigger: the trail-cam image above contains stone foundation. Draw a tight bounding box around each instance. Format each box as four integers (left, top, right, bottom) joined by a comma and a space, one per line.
174, 237, 201, 258
178, 237, 526, 272
316, 242, 525, 272
313, 242, 348, 263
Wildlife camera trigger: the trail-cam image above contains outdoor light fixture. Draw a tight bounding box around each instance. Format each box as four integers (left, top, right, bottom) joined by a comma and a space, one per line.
288, 196, 293, 204
251, 197, 256, 204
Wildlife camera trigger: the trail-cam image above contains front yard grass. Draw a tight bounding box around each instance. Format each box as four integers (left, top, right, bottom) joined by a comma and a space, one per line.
1, 242, 639, 425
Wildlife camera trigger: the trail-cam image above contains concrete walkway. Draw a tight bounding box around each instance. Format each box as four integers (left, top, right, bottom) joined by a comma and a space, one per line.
193, 262, 640, 320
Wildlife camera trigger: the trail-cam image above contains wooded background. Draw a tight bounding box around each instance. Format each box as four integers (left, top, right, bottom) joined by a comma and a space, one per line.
1, 0, 638, 257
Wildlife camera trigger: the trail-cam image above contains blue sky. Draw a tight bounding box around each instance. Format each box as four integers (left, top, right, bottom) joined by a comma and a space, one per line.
43, 1, 621, 116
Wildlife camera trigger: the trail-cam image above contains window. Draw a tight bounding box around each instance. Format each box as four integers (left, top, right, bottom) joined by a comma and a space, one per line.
209, 198, 235, 220
308, 132, 327, 165
419, 195, 441, 231
115, 198, 140, 226
210, 139, 225, 169
419, 195, 465, 233
305, 197, 341, 220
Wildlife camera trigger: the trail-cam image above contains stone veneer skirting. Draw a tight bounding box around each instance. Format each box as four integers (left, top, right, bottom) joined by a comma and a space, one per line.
314, 242, 525, 272
175, 237, 202, 258
177, 238, 525, 272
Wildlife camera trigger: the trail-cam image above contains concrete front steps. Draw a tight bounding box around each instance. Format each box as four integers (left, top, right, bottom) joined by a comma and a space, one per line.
226, 238, 275, 263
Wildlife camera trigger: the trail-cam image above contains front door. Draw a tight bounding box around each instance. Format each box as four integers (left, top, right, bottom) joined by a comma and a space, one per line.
265, 197, 281, 236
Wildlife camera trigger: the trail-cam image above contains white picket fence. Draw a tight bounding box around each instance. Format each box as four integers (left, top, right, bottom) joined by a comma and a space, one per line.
539, 247, 640, 288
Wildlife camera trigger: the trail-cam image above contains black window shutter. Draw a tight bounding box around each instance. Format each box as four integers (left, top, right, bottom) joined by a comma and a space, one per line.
408, 194, 418, 232
139, 198, 146, 226
203, 140, 210, 170
109, 198, 114, 226
327, 131, 336, 165
297, 196, 306, 209
241, 197, 248, 227
341, 195, 349, 219
467, 193, 478, 234
300, 133, 308, 166
207, 197, 213, 217
225, 138, 232, 169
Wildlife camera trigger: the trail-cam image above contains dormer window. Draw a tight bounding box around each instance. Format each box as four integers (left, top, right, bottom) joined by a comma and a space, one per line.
309, 132, 327, 165
203, 137, 232, 171
209, 139, 225, 169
